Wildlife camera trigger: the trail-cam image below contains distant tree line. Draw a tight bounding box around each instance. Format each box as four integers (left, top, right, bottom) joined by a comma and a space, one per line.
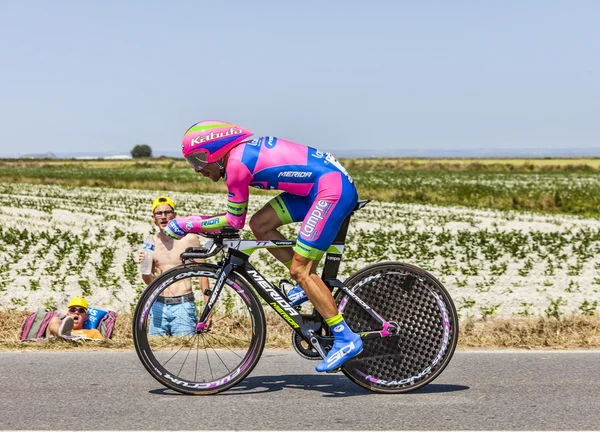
130, 144, 152, 158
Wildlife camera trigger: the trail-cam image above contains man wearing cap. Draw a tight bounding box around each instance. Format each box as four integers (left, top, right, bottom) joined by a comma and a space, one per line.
138, 196, 210, 336
45, 296, 103, 339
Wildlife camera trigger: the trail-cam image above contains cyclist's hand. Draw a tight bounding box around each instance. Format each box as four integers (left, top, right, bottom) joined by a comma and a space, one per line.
137, 251, 144, 263
165, 219, 187, 240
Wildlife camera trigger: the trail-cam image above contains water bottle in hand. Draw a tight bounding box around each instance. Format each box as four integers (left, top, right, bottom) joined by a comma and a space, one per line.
139, 235, 155, 275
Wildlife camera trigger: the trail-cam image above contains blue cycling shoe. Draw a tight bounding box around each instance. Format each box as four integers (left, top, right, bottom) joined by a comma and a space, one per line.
316, 325, 363, 373
287, 284, 309, 306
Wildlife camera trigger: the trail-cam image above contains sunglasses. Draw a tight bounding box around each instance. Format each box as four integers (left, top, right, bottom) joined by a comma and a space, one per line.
68, 307, 87, 314
154, 210, 174, 217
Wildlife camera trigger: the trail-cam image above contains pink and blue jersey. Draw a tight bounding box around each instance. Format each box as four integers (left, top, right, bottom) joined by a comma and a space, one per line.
184, 137, 357, 259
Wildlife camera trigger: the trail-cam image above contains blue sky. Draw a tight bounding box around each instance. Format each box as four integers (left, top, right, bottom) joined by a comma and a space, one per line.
1, 1, 598, 157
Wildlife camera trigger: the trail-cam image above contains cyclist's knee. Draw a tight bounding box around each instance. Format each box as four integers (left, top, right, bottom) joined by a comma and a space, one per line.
249, 212, 279, 236
289, 260, 312, 283
247, 214, 263, 236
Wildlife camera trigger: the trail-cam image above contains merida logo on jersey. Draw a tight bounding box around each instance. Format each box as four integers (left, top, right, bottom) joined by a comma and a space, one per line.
191, 128, 243, 146
300, 200, 332, 239
277, 171, 312, 178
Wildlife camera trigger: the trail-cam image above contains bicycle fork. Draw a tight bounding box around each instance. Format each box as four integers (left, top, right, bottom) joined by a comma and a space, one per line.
195, 263, 234, 333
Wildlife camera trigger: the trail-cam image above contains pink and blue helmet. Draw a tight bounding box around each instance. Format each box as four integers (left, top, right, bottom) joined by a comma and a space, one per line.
182, 120, 253, 171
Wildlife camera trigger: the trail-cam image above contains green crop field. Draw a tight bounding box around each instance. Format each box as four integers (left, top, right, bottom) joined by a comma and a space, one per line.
1, 158, 600, 215
1, 157, 599, 348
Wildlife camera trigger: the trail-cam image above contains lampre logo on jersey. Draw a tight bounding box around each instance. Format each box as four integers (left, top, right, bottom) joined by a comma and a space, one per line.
299, 200, 332, 240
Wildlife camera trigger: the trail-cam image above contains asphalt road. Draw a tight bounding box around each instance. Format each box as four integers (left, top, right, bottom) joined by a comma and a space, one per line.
0, 350, 598, 430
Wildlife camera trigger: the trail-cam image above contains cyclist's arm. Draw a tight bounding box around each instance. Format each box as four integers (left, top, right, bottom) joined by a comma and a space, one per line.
222, 157, 251, 229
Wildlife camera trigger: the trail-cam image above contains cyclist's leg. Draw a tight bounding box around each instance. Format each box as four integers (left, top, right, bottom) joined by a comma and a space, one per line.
292, 171, 357, 278
289, 254, 338, 318
289, 174, 356, 297
290, 171, 362, 371
291, 253, 363, 372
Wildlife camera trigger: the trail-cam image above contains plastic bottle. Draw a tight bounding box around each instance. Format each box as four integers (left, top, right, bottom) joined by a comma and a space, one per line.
139, 235, 155, 275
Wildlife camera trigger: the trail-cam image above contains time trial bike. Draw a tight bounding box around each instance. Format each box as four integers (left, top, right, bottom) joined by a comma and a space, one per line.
133, 200, 458, 395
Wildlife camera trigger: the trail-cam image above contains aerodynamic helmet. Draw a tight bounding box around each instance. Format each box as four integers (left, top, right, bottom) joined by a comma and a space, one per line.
182, 120, 253, 171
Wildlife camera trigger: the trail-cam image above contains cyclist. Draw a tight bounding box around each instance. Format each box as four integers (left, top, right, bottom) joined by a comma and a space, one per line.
164, 120, 362, 372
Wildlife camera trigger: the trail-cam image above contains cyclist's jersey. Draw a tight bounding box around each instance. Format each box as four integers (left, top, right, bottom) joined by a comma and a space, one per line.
181, 136, 357, 259
225, 137, 353, 224
198, 137, 353, 228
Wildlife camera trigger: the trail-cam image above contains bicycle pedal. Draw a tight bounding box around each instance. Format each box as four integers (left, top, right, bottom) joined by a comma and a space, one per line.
325, 367, 342, 374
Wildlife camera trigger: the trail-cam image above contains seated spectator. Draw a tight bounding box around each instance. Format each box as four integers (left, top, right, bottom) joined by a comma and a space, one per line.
45, 296, 103, 340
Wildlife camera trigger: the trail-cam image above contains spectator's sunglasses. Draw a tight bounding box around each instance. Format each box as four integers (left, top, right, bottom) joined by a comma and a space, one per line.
68, 307, 87, 314
154, 210, 174, 217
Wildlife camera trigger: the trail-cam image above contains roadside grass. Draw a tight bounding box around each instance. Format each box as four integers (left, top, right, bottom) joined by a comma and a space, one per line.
0, 311, 293, 351
1, 311, 598, 351
459, 315, 600, 349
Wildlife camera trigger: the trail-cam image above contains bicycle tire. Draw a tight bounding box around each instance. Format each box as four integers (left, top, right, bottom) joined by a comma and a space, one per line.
133, 262, 266, 395
336, 262, 458, 393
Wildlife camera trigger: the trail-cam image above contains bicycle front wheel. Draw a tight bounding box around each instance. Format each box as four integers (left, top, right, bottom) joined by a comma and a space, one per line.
133, 263, 266, 395
337, 262, 458, 393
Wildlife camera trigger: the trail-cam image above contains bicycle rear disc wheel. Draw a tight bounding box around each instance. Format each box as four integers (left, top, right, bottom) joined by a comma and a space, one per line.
133, 263, 266, 395
337, 262, 458, 393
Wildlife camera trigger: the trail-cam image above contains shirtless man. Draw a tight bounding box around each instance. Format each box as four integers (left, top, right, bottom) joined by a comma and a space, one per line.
139, 196, 209, 336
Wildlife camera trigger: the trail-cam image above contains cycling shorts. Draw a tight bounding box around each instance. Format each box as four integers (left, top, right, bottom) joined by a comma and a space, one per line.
268, 170, 358, 260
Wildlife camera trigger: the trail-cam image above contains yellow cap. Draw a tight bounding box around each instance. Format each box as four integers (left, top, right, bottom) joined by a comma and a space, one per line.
152, 196, 175, 213
68, 296, 88, 310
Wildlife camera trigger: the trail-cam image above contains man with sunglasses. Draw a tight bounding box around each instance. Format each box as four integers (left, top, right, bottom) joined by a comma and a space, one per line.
138, 196, 210, 336
45, 296, 102, 339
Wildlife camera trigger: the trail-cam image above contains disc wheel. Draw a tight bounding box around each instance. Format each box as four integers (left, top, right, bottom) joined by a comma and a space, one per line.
336, 262, 458, 393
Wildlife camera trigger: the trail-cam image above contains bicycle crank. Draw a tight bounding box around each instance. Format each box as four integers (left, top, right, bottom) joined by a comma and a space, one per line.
291, 331, 321, 360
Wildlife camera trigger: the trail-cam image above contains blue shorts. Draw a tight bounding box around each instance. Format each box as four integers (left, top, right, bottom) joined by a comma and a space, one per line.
269, 170, 358, 260
149, 300, 197, 337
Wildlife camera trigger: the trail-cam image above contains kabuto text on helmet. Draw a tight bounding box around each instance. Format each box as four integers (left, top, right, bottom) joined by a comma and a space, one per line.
182, 120, 253, 170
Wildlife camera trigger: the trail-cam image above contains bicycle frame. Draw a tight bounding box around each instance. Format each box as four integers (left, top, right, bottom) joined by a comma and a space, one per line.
135, 197, 458, 395
185, 200, 399, 354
